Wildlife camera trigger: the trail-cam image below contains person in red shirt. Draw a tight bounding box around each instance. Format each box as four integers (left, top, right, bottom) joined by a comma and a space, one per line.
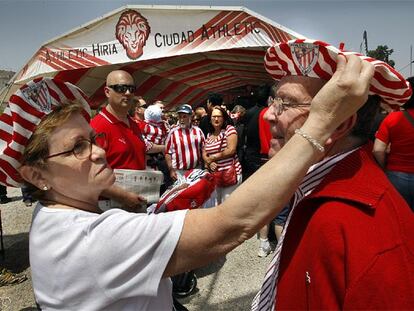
90, 70, 164, 209
373, 76, 414, 211
142, 104, 169, 145
252, 40, 414, 310
129, 96, 148, 132
142, 104, 172, 192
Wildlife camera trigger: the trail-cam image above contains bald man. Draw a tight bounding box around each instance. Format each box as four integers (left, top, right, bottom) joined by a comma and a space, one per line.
91, 70, 164, 210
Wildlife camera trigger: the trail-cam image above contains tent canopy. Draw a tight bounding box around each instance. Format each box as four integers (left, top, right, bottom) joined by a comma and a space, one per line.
1, 5, 304, 109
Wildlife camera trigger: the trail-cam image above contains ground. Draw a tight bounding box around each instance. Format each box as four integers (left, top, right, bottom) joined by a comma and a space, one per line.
0, 187, 271, 311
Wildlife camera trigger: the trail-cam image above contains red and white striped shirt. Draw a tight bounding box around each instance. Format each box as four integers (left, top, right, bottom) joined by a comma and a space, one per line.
165, 126, 205, 170
142, 120, 169, 145
205, 125, 242, 176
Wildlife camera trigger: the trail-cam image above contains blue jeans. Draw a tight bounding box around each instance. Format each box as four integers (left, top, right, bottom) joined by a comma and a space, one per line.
272, 204, 292, 226
386, 170, 414, 212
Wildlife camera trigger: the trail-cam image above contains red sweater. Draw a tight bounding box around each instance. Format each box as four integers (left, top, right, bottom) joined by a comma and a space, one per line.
276, 144, 414, 310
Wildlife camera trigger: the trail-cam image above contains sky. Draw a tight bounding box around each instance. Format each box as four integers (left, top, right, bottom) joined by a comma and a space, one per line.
1, 0, 413, 77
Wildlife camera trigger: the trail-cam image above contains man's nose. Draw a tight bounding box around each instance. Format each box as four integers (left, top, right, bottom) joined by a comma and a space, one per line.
264, 105, 277, 123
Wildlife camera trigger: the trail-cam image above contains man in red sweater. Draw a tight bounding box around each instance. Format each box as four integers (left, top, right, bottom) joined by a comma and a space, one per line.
252, 39, 414, 310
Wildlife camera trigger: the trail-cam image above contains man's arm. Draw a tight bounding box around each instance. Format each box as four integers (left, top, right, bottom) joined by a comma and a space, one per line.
101, 185, 147, 212
165, 153, 177, 181
147, 143, 165, 154
372, 138, 388, 168
164, 54, 375, 277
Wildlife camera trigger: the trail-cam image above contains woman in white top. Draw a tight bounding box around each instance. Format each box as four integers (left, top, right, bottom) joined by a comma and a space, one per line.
0, 54, 373, 310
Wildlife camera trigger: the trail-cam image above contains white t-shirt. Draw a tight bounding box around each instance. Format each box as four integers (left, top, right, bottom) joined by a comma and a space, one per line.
29, 204, 187, 310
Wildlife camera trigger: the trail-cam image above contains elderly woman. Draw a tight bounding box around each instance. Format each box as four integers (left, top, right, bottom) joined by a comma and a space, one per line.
0, 54, 372, 310
202, 106, 242, 204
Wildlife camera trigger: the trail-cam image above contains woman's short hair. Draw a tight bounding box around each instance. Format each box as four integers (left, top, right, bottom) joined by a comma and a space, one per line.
206, 106, 233, 134
21, 101, 85, 199
231, 105, 246, 115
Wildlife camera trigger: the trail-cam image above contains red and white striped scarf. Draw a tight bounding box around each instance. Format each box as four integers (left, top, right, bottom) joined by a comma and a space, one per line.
251, 147, 358, 311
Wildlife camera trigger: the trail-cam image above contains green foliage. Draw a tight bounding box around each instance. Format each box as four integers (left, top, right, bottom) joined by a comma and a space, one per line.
367, 45, 395, 67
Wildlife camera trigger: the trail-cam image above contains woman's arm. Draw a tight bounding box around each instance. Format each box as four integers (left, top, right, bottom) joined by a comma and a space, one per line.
210, 132, 237, 162
164, 54, 374, 277
201, 147, 211, 168
372, 138, 388, 168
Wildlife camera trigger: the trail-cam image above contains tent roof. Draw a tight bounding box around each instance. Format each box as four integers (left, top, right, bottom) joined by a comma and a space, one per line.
1, 5, 305, 109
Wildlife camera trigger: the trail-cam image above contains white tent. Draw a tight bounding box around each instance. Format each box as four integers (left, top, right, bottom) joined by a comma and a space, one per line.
1, 5, 304, 109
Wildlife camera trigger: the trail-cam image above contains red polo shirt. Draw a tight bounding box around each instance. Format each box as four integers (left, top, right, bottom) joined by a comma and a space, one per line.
90, 107, 150, 170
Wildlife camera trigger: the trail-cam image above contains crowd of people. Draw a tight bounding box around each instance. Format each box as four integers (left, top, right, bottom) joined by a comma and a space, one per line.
0, 38, 413, 310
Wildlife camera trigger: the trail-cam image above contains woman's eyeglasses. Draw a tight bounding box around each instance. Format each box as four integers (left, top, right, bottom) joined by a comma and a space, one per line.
108, 84, 136, 94
269, 97, 311, 116
46, 133, 107, 160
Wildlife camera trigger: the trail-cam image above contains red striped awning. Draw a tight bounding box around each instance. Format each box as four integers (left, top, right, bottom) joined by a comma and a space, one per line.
1, 5, 304, 110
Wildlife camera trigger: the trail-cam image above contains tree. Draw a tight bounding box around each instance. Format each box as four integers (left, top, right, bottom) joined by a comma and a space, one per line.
367, 45, 395, 67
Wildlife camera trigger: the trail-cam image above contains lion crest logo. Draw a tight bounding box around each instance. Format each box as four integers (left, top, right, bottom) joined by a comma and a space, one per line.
290, 43, 319, 76
115, 10, 151, 60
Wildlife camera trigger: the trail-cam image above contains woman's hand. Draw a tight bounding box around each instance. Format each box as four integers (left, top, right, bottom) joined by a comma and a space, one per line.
304, 54, 374, 143
120, 192, 147, 212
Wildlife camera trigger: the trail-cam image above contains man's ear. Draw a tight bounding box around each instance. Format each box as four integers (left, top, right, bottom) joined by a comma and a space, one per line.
325, 114, 357, 146
104, 86, 110, 98
18, 165, 48, 190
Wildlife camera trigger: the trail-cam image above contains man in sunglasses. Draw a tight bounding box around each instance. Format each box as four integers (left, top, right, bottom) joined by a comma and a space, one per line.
91, 70, 165, 210
128, 96, 148, 132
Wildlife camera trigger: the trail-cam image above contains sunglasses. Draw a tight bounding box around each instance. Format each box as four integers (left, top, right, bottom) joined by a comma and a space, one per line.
108, 84, 136, 94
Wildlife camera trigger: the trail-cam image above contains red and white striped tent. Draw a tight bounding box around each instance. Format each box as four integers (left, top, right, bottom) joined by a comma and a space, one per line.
1, 5, 304, 110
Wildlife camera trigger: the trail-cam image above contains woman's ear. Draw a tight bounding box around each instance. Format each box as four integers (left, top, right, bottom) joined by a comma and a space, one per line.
18, 165, 48, 190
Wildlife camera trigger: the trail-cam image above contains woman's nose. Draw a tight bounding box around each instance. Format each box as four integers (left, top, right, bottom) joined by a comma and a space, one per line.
90, 143, 106, 161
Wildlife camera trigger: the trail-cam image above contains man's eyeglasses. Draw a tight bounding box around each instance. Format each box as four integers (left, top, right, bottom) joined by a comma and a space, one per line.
108, 84, 136, 94
269, 97, 311, 116
46, 133, 107, 160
